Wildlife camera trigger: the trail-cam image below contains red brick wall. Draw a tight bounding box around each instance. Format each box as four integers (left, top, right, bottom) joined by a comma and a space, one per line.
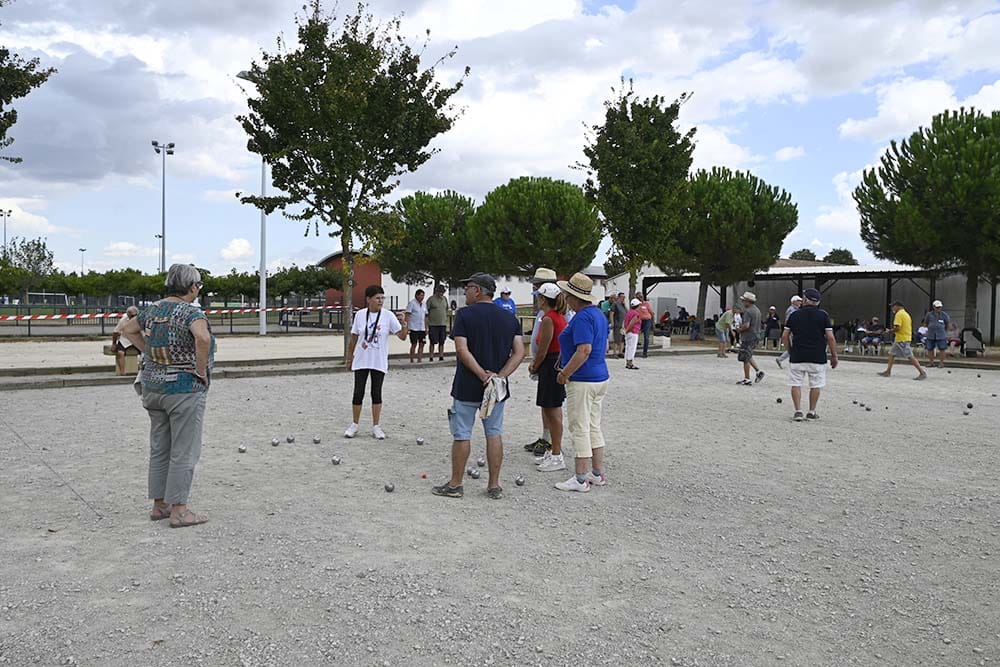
320, 255, 382, 310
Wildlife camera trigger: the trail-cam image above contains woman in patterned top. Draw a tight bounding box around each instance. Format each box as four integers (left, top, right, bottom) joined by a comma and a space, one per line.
121, 263, 215, 529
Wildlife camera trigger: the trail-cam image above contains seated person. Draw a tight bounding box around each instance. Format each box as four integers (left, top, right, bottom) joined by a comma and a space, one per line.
656, 310, 672, 332
861, 317, 885, 351
946, 321, 962, 357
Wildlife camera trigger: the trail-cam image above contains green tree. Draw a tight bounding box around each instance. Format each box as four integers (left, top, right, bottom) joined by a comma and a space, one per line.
823, 248, 858, 265
855, 108, 1000, 327
669, 168, 798, 321
579, 80, 695, 294
0, 0, 56, 163
7, 236, 53, 299
236, 1, 467, 356
788, 248, 817, 261
370, 190, 479, 288
470, 177, 601, 277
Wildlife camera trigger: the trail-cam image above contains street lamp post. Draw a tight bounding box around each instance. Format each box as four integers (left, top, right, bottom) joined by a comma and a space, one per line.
1, 209, 11, 260
79, 247, 86, 274
151, 140, 175, 273
154, 234, 163, 273
236, 70, 268, 336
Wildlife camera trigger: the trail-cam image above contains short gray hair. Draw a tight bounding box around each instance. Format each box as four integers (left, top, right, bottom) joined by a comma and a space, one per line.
165, 264, 201, 296
126, 305, 139, 315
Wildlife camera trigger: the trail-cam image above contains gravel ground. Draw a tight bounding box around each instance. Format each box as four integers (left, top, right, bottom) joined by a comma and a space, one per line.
2, 355, 999, 666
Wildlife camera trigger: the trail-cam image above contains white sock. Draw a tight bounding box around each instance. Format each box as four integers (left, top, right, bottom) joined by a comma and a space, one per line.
542, 429, 551, 442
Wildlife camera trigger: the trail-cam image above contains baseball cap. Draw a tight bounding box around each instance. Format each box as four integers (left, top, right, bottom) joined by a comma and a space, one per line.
460, 272, 497, 293
630, 298, 641, 306
537, 283, 560, 299
932, 299, 943, 308
790, 295, 803, 303
500, 286, 511, 294
803, 287, 822, 302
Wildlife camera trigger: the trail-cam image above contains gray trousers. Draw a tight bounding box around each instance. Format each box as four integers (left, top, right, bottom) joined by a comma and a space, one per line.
142, 391, 207, 505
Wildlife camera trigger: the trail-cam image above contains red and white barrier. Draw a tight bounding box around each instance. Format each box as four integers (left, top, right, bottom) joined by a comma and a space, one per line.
0, 304, 350, 322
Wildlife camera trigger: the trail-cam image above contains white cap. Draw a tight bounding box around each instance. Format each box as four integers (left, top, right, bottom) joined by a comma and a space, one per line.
932, 299, 943, 308
536, 282, 560, 299
500, 286, 511, 294
790, 295, 803, 303
630, 298, 641, 306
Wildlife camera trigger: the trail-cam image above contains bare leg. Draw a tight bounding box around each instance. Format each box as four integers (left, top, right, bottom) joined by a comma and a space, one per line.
352, 403, 362, 424
409, 343, 416, 363
882, 356, 896, 375
485, 434, 503, 489
449, 439, 470, 487
372, 403, 382, 426
910, 356, 926, 376
542, 407, 562, 455
417, 341, 425, 362
115, 351, 125, 375
790, 386, 802, 411
574, 456, 591, 475
808, 388, 820, 411
743, 361, 751, 380
591, 446, 604, 473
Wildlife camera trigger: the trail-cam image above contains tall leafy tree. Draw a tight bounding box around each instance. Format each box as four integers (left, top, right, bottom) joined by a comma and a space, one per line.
788, 248, 817, 261
668, 168, 798, 321
579, 80, 695, 294
369, 190, 478, 287
236, 1, 467, 355
7, 236, 53, 300
0, 0, 56, 163
469, 177, 601, 277
855, 108, 1000, 326
823, 248, 858, 265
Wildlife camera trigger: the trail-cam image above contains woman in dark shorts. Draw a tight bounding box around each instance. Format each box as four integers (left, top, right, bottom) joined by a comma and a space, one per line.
527, 283, 568, 473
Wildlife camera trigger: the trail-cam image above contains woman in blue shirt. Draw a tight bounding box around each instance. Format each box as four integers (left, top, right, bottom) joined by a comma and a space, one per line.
554, 273, 610, 493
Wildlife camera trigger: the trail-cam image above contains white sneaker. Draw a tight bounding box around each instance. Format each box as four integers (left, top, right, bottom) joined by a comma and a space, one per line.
372, 425, 386, 440
537, 454, 566, 472
586, 471, 607, 486
533, 450, 551, 465
555, 476, 591, 493
344, 423, 359, 438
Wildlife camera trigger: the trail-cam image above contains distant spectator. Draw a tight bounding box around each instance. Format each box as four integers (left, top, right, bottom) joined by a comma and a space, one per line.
764, 306, 781, 350
716, 307, 733, 358
862, 318, 885, 353
878, 301, 927, 380
735, 292, 764, 386
623, 298, 642, 370
426, 284, 450, 361
946, 321, 961, 357
111, 305, 139, 376
493, 287, 517, 315
405, 289, 428, 363
656, 310, 672, 332
610, 292, 627, 359
922, 300, 950, 368
635, 291, 653, 358
776, 295, 802, 367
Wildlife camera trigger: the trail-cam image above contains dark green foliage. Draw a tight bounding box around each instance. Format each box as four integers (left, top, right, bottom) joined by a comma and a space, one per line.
823, 248, 858, 265
370, 190, 478, 287
670, 168, 798, 320
788, 249, 817, 261
854, 107, 1000, 324
470, 177, 601, 277
236, 1, 466, 351
579, 80, 695, 285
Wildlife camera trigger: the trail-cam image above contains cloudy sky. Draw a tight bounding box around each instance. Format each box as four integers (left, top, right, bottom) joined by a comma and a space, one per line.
0, 0, 998, 276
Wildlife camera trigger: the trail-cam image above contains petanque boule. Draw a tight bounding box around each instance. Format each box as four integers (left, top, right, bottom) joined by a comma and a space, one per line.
476, 457, 486, 467
967, 403, 974, 409
313, 436, 322, 444
470, 469, 481, 479
865, 407, 872, 412
416, 437, 425, 446
238, 445, 248, 453
776, 397, 782, 404
286, 435, 295, 443
384, 482, 394, 493
859, 403, 866, 408
963, 410, 970, 416
515, 475, 525, 486
271, 438, 280, 447
852, 400, 858, 405
331, 455, 342, 465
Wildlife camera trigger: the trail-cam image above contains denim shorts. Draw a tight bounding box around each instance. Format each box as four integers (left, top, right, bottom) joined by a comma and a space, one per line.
716, 328, 729, 343
924, 338, 947, 351
448, 399, 505, 440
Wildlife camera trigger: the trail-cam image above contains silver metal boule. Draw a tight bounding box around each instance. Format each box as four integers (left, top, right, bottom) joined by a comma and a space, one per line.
416, 437, 425, 445
476, 457, 486, 467
313, 436, 322, 444
286, 435, 295, 443
384, 482, 394, 492
470, 469, 480, 479
238, 445, 247, 453
332, 455, 341, 465
271, 438, 280, 447
515, 475, 525, 486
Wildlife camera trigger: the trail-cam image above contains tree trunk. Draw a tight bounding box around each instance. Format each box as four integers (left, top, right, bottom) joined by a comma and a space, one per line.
696, 280, 709, 325
965, 269, 979, 330
628, 267, 637, 300
341, 230, 354, 361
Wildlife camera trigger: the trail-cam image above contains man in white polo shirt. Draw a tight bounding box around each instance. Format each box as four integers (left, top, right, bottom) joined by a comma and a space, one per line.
405, 289, 428, 363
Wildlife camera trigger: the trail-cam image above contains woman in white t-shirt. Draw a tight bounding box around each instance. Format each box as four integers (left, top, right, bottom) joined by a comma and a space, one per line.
345, 285, 409, 439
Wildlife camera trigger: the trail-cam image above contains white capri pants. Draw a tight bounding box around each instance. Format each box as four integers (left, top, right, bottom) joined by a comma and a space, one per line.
624, 332, 639, 361
565, 380, 609, 459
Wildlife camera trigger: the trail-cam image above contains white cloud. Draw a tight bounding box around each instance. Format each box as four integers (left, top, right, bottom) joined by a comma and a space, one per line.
406, 0, 580, 41
774, 145, 805, 161
170, 253, 196, 263
691, 125, 761, 171
815, 168, 867, 234
220, 238, 254, 261
839, 78, 956, 141
103, 241, 159, 258
201, 189, 241, 203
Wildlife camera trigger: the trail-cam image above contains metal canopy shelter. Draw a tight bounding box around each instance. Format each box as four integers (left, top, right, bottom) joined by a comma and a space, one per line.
641, 265, 997, 344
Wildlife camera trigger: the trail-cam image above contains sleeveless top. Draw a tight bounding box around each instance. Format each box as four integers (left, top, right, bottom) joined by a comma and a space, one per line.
536, 310, 567, 355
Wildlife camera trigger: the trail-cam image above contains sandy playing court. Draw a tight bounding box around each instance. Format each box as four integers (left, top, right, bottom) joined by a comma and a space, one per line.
2, 354, 998, 665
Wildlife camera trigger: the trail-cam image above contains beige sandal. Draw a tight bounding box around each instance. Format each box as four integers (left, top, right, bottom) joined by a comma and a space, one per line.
169, 509, 208, 529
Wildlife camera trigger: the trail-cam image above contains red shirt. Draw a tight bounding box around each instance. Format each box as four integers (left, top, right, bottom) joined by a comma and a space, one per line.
536, 310, 567, 354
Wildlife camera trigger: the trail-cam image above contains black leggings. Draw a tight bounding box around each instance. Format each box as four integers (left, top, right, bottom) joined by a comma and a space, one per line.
352, 369, 385, 406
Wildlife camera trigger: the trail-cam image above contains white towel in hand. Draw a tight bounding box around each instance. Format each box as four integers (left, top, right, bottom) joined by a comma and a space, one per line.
480, 376, 510, 419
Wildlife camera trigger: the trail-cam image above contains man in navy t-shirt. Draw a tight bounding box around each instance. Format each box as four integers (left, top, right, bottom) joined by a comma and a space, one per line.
433, 273, 524, 501
782, 287, 838, 422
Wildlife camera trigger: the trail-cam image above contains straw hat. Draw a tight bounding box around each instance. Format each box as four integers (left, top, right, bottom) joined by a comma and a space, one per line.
557, 272, 599, 304
531, 267, 557, 284
740, 291, 757, 303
